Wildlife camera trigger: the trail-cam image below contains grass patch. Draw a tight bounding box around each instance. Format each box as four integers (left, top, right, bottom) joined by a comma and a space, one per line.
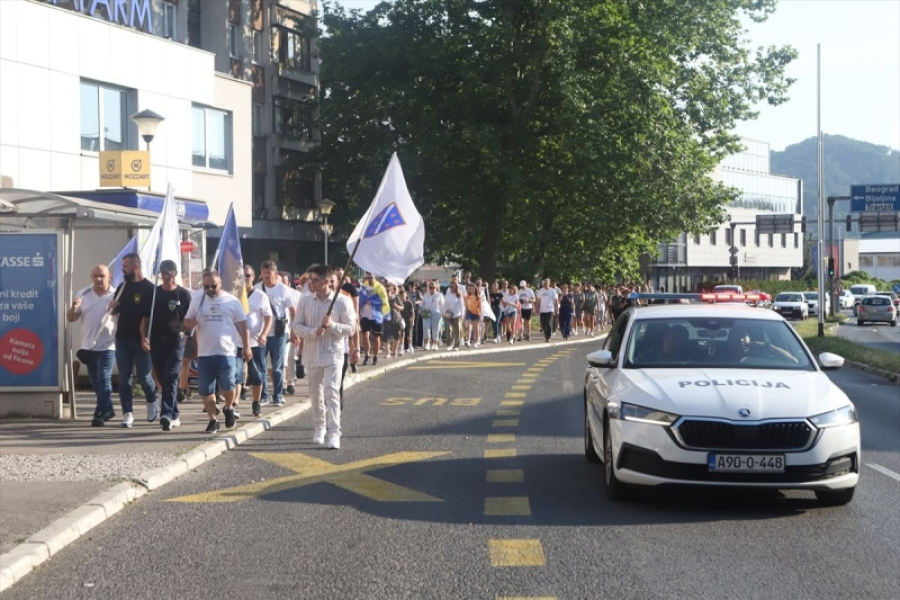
795, 315, 900, 375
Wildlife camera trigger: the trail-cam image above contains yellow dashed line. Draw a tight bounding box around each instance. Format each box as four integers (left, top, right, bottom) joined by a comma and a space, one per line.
485, 497, 531, 516
492, 419, 519, 427
496, 409, 521, 416
484, 448, 518, 459
516, 379, 537, 384
511, 385, 531, 391
487, 433, 516, 443
501, 400, 524, 406
487, 469, 524, 483
505, 392, 527, 398
488, 539, 546, 567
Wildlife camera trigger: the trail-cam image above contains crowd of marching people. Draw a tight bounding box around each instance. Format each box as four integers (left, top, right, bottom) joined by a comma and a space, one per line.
69, 254, 651, 446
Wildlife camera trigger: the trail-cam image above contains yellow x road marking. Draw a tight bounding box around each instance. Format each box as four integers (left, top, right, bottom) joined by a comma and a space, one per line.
408, 361, 527, 370
167, 451, 449, 504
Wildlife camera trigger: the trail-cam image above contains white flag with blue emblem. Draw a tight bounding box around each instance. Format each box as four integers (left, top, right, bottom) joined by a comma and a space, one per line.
346, 153, 425, 284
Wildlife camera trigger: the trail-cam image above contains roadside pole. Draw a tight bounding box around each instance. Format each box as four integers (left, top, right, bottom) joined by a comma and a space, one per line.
816, 44, 825, 337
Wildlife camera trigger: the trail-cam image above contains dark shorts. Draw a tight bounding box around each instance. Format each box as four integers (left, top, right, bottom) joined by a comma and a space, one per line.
197, 355, 235, 396
361, 318, 382, 335
246, 346, 266, 386
465, 311, 480, 322
521, 308, 533, 320
233, 348, 245, 385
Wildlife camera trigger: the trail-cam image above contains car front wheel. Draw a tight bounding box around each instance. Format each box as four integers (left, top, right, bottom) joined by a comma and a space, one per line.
603, 418, 630, 501
584, 400, 600, 463
815, 487, 855, 506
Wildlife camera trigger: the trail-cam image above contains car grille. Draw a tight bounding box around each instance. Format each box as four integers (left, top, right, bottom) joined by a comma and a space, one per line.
675, 419, 814, 451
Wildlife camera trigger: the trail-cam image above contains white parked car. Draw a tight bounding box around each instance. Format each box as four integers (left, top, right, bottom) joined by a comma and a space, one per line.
583, 300, 860, 505
801, 292, 819, 315
772, 292, 809, 320
837, 289, 855, 310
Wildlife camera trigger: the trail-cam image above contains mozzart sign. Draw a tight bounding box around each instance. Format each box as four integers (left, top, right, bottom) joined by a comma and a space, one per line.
100, 151, 151, 187
37, 0, 153, 33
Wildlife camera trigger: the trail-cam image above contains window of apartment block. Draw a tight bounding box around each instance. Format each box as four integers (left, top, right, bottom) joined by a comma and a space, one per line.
252, 103, 264, 137
252, 30, 263, 64
693, 235, 700, 245
754, 231, 760, 246
768, 233, 774, 247
781, 233, 786, 247
725, 228, 732, 246
187, 0, 201, 48
80, 81, 128, 152
273, 98, 312, 139
710, 231, 717, 246
740, 229, 747, 246
192, 105, 231, 172
794, 233, 799, 248
227, 22, 240, 58
253, 174, 265, 210
162, 0, 177, 39
277, 26, 306, 70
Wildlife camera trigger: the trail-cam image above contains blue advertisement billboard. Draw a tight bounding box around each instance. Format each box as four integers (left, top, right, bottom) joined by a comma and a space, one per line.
0, 233, 60, 388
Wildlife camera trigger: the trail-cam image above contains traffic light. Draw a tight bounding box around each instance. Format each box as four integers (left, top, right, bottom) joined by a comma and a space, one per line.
827, 257, 835, 278
800, 216, 807, 233
734, 266, 740, 280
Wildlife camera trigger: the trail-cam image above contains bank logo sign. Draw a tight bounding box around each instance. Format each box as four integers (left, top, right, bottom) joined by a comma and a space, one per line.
100, 151, 151, 188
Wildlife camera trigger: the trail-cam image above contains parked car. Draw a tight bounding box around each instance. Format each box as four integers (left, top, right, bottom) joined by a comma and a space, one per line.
773, 292, 809, 320
857, 295, 897, 326
837, 289, 855, 310
801, 292, 819, 315
712, 285, 744, 295
744, 290, 772, 308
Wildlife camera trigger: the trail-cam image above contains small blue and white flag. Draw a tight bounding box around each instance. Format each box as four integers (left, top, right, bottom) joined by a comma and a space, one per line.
347, 153, 425, 284
214, 203, 249, 313
109, 234, 139, 289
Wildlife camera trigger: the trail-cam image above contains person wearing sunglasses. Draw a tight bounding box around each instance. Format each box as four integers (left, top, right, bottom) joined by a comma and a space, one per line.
184, 270, 252, 434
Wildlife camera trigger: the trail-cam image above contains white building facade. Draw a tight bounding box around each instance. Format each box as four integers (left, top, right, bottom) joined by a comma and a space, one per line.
649, 139, 804, 292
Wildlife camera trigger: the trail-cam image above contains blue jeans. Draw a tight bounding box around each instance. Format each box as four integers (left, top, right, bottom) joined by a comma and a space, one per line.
116, 338, 157, 414
246, 346, 266, 386
150, 336, 184, 419
491, 306, 502, 338
261, 334, 287, 403
198, 355, 236, 396
86, 349, 115, 414
422, 315, 440, 343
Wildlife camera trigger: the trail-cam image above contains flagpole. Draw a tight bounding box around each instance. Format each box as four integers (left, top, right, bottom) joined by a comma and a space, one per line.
146, 192, 171, 341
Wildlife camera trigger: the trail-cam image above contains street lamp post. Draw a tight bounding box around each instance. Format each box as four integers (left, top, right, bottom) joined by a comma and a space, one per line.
130, 109, 164, 191
317, 198, 337, 265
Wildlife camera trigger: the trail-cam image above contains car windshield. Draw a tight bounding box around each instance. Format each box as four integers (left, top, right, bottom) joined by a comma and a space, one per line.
803, 293, 818, 300
776, 293, 802, 302
863, 297, 890, 306
624, 317, 815, 371
850, 287, 870, 295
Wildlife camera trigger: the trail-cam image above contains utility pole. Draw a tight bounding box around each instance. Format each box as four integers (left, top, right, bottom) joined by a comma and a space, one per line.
816, 44, 826, 337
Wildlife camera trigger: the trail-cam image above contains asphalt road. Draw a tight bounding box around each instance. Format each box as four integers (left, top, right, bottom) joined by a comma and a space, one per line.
833, 313, 900, 354
6, 346, 899, 600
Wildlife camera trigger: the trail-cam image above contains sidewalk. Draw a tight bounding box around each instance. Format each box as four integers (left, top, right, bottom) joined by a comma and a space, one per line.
0, 332, 603, 592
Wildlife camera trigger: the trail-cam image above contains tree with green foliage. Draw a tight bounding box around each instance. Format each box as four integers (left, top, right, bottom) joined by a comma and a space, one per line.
307, 0, 796, 282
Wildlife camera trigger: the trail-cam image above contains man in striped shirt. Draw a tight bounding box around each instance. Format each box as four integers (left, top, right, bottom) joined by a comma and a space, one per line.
292, 264, 358, 449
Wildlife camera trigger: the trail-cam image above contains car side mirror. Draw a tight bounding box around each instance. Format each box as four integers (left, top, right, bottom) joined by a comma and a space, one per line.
818, 352, 844, 371
587, 349, 615, 368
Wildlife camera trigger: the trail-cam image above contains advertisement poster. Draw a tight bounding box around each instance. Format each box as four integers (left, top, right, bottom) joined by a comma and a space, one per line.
0, 233, 60, 388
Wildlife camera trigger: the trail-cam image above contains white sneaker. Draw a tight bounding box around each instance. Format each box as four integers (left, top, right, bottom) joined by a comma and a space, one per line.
326, 436, 340, 450
474, 342, 480, 348
398, 349, 404, 356
425, 341, 431, 350
431, 345, 439, 351
493, 338, 499, 344
170, 417, 181, 429
464, 340, 470, 347
313, 429, 325, 445
146, 401, 159, 422
121, 412, 134, 428
408, 348, 414, 354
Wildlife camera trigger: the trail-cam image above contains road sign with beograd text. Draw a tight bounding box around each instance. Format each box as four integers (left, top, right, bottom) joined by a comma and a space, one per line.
850, 184, 900, 212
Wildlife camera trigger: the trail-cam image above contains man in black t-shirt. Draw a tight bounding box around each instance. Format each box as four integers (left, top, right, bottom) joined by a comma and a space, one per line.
109, 253, 158, 428
140, 259, 192, 431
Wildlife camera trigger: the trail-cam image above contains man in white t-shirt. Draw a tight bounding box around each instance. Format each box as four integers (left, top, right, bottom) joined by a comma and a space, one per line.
254, 260, 296, 407
184, 270, 251, 434
517, 280, 536, 341
242, 265, 272, 417
536, 278, 558, 342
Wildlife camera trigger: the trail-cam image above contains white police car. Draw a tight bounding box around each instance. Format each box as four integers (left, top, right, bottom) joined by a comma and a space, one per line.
583, 294, 860, 505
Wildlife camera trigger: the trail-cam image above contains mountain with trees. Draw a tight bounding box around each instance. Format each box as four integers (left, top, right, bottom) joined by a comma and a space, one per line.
305, 0, 797, 282
770, 135, 900, 233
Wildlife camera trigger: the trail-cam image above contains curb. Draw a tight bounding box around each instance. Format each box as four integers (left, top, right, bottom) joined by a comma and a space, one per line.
0, 334, 602, 593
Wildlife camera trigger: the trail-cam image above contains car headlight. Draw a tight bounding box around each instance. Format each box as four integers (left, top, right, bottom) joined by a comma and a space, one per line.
809, 405, 858, 428
618, 402, 680, 425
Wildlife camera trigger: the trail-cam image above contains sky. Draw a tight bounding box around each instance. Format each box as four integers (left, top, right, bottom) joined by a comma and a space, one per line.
329, 0, 900, 152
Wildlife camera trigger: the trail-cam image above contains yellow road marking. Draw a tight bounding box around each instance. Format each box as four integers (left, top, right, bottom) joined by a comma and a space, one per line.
484, 448, 517, 459
493, 419, 520, 427
409, 361, 527, 370
166, 451, 448, 503
485, 497, 531, 516
505, 392, 527, 398
489, 539, 546, 567
487, 434, 516, 443
496, 409, 521, 416
501, 400, 524, 406
526, 368, 543, 373
511, 385, 531, 391
487, 469, 524, 483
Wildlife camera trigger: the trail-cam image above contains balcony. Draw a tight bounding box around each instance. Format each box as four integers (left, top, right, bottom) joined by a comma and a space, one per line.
275, 62, 317, 88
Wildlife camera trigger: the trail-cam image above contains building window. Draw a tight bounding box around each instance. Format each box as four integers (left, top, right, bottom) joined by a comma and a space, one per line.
80, 81, 128, 152
860, 255, 874, 267
227, 22, 240, 58
252, 30, 263, 64
794, 233, 799, 248
162, 1, 177, 39
725, 228, 732, 246
252, 103, 264, 137
754, 231, 760, 246
273, 97, 312, 140
187, 0, 201, 48
781, 233, 786, 248
192, 105, 231, 172
740, 229, 747, 246
710, 231, 717, 246
693, 235, 700, 245
253, 174, 265, 210
277, 26, 306, 70
768, 233, 774, 247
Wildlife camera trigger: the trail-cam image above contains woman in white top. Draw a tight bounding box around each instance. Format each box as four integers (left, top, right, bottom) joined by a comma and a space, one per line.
420, 280, 445, 350
442, 282, 464, 350
500, 281, 520, 344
